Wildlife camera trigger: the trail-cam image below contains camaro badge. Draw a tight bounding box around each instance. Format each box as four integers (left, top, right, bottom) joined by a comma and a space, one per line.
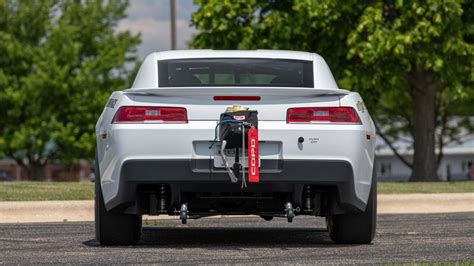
106, 98, 118, 108
356, 101, 365, 112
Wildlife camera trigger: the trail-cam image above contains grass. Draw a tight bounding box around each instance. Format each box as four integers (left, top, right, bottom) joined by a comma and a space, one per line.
0, 181, 94, 201
143, 219, 165, 227
0, 181, 473, 201
378, 181, 474, 194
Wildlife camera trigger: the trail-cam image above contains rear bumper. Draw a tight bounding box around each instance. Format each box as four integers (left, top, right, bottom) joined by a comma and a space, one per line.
104, 159, 366, 213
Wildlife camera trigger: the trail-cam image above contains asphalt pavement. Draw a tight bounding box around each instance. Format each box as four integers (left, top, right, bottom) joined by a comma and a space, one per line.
0, 213, 473, 264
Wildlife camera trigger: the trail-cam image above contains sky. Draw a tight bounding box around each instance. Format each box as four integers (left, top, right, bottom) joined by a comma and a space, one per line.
117, 0, 198, 60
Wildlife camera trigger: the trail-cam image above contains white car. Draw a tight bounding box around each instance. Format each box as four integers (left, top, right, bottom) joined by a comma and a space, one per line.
95, 50, 376, 245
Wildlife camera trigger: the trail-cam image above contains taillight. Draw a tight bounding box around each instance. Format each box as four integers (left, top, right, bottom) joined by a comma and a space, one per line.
287, 107, 361, 124
113, 106, 187, 123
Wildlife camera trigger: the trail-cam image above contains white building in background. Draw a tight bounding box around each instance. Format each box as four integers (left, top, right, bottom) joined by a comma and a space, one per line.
375, 134, 474, 181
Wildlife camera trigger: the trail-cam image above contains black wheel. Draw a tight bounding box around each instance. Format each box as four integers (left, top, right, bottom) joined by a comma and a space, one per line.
95, 155, 141, 245
326, 174, 377, 244
260, 215, 273, 221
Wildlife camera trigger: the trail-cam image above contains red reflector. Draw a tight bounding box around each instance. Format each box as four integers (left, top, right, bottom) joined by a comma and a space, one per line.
287, 107, 361, 124
213, 96, 261, 101
247, 126, 259, 183
113, 106, 187, 123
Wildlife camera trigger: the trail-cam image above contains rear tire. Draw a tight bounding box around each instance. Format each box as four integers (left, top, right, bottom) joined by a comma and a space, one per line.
327, 173, 377, 244
95, 156, 141, 245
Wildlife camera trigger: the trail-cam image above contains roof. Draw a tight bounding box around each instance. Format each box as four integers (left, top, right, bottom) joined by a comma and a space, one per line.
130, 49, 339, 90
155, 49, 315, 61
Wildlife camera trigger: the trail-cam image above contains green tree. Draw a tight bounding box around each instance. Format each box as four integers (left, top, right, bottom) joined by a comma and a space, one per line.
345, 1, 473, 181
191, 0, 473, 181
0, 0, 140, 180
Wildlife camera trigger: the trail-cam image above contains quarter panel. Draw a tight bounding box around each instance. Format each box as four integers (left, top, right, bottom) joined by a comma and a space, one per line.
339, 92, 376, 203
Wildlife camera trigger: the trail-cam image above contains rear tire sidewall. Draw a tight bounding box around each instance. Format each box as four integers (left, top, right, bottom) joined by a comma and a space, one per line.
94, 158, 102, 244
95, 153, 141, 245
327, 172, 377, 244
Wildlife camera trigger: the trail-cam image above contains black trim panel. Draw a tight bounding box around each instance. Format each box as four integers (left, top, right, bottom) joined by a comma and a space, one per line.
105, 159, 366, 213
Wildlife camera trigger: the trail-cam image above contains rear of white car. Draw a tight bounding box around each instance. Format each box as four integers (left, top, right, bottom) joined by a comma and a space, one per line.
95, 50, 376, 245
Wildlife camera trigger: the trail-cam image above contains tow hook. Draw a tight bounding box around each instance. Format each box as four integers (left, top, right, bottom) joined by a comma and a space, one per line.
179, 203, 189, 224
284, 202, 299, 223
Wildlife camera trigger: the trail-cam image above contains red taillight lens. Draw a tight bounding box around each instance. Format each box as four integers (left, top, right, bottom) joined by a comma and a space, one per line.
287, 107, 361, 124
113, 106, 187, 123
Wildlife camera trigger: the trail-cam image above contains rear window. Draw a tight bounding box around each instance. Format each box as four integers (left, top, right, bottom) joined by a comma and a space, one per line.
158, 58, 314, 87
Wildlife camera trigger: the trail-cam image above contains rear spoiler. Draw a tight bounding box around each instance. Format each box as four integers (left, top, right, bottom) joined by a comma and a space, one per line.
124, 87, 351, 97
